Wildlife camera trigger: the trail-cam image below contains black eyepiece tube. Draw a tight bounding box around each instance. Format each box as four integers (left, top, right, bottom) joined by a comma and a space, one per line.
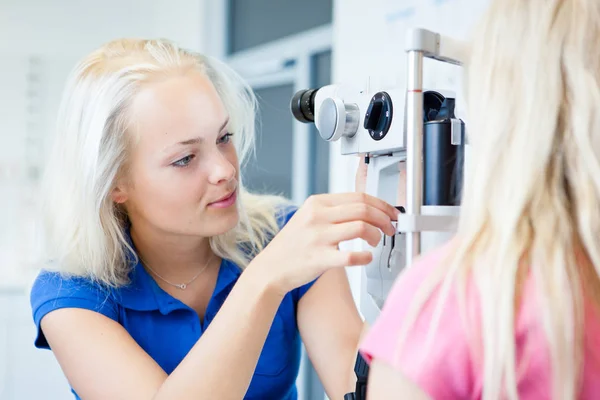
290, 88, 319, 123
423, 98, 465, 206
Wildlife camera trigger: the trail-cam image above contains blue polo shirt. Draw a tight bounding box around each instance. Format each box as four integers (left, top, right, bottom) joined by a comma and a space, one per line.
30, 207, 315, 399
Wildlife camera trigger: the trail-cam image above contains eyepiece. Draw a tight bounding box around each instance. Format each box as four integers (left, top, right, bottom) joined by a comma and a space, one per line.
423, 91, 446, 122
291, 88, 318, 123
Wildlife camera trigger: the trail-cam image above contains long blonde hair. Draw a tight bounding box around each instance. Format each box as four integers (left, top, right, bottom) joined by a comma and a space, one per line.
398, 0, 600, 398
38, 38, 291, 287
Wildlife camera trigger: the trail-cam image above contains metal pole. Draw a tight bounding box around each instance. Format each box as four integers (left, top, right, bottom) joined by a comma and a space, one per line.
406, 50, 424, 263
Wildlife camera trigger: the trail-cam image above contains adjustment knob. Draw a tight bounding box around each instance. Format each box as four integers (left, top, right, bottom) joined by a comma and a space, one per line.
315, 97, 360, 142
364, 91, 393, 141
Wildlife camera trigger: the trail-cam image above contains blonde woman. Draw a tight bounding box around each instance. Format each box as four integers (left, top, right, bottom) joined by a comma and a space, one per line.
360, 0, 600, 399
30, 38, 399, 400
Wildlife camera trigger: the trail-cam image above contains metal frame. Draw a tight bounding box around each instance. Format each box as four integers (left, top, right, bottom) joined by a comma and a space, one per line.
227, 25, 333, 76
245, 69, 296, 90
404, 28, 466, 262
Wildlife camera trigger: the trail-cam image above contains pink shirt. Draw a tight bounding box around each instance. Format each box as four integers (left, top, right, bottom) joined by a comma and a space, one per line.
359, 244, 600, 399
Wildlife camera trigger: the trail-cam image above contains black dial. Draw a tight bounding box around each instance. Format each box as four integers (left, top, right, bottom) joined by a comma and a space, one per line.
364, 91, 393, 141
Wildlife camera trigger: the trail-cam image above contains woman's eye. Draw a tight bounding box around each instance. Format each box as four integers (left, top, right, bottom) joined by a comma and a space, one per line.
172, 155, 195, 167
219, 133, 233, 144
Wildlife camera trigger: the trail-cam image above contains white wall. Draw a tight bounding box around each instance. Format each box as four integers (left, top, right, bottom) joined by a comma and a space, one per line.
0, 0, 205, 56
330, 0, 491, 308
0, 1, 207, 398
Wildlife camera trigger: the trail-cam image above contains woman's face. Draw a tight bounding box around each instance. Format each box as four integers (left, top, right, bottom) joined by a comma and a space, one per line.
113, 70, 240, 238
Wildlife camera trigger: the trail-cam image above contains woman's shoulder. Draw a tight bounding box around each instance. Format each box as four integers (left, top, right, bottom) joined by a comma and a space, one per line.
30, 269, 120, 348
30, 269, 117, 305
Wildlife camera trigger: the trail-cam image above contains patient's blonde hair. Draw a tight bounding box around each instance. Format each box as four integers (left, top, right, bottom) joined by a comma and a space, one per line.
39, 38, 291, 287
398, 0, 600, 398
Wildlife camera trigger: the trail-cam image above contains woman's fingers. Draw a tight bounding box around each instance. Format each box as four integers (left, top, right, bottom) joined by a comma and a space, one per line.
309, 192, 399, 221
323, 220, 383, 247
321, 249, 374, 268
326, 202, 396, 236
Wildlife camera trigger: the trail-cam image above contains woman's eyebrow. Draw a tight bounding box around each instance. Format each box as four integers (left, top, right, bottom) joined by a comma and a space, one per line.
164, 117, 230, 151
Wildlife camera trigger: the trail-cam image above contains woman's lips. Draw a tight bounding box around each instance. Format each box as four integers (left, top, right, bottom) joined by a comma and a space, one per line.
208, 190, 237, 208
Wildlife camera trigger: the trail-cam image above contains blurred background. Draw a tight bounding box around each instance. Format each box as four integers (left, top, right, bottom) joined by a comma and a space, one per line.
0, 0, 488, 398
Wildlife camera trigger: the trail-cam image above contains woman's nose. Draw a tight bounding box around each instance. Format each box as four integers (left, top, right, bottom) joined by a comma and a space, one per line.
208, 151, 236, 185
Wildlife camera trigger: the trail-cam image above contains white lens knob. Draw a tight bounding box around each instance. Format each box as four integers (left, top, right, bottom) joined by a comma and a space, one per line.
315, 97, 360, 142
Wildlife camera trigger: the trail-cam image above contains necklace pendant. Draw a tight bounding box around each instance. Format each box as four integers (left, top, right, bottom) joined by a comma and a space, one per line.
178, 283, 187, 290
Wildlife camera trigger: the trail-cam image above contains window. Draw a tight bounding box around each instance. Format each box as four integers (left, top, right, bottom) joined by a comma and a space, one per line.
244, 84, 295, 198
228, 0, 332, 54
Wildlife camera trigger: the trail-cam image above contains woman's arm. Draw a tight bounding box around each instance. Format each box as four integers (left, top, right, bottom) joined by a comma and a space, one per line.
297, 268, 365, 399
42, 192, 398, 400
42, 265, 283, 400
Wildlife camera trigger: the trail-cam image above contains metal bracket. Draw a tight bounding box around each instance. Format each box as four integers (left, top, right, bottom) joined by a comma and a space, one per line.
405, 28, 467, 66
451, 118, 463, 145
394, 214, 459, 233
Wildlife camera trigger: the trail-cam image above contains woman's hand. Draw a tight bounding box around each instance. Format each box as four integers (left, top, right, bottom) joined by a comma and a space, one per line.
251, 192, 399, 296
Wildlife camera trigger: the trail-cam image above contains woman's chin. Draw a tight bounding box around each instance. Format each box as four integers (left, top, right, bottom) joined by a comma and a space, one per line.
202, 209, 240, 236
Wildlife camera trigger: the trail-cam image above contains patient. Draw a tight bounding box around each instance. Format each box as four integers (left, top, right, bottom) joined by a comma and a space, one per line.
360, 0, 600, 398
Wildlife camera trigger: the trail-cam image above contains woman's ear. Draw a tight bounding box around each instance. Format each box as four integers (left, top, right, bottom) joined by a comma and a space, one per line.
111, 181, 129, 204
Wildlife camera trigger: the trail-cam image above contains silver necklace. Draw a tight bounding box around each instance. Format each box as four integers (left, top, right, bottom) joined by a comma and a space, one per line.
142, 255, 213, 290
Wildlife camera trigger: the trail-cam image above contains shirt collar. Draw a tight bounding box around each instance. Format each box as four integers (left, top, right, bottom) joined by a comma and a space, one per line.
212, 258, 242, 298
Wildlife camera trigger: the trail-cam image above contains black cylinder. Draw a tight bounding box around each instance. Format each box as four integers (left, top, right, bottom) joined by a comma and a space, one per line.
423, 120, 464, 206
290, 88, 318, 123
